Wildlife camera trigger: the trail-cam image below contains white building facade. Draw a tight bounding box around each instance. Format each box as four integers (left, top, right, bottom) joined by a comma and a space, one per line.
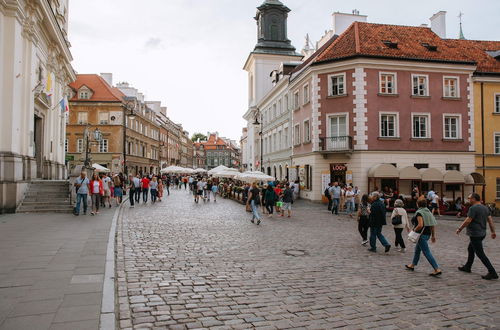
0, 0, 76, 212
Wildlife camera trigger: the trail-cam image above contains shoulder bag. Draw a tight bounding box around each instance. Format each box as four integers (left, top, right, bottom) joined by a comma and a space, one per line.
408, 213, 423, 243
391, 209, 402, 226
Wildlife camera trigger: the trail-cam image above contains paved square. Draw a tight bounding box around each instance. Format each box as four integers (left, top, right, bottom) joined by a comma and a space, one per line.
116, 189, 500, 329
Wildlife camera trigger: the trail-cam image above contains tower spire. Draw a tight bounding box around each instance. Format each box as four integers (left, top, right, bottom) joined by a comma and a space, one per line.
458, 12, 466, 40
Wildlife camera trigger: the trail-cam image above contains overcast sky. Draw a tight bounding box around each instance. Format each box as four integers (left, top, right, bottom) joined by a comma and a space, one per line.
69, 0, 500, 142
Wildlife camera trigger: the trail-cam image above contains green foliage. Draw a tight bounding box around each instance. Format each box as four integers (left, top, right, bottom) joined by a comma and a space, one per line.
191, 133, 207, 142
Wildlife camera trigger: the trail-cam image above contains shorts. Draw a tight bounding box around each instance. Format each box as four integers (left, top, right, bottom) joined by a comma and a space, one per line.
276, 201, 283, 207
197, 190, 203, 196
282, 202, 292, 210
431, 203, 438, 210
103, 189, 111, 197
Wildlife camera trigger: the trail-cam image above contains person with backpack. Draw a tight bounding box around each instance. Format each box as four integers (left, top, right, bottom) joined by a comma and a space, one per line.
325, 183, 332, 211
357, 194, 370, 245
367, 192, 391, 253
264, 185, 277, 218
247, 182, 262, 225
391, 199, 410, 252
281, 184, 294, 218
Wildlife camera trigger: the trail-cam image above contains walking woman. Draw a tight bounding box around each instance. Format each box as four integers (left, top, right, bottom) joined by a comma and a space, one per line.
405, 198, 442, 276
150, 176, 158, 204
113, 174, 123, 205
357, 194, 370, 245
157, 178, 164, 202
89, 173, 104, 215
264, 185, 277, 218
211, 182, 219, 202
391, 199, 410, 252
345, 186, 355, 218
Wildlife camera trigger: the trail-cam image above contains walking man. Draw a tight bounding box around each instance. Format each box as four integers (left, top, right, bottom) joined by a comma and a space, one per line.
368, 192, 391, 253
133, 174, 141, 203
456, 193, 498, 280
74, 171, 90, 216
329, 182, 341, 215
246, 182, 262, 225
325, 183, 332, 211
141, 175, 150, 203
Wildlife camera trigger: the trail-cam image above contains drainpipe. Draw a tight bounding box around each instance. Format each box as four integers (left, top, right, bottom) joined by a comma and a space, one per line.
480, 82, 486, 202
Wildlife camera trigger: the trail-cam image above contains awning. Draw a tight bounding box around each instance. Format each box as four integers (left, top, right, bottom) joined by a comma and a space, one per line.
443, 170, 465, 184
399, 166, 421, 180
92, 163, 110, 172
419, 168, 443, 182
368, 164, 399, 178
466, 172, 486, 185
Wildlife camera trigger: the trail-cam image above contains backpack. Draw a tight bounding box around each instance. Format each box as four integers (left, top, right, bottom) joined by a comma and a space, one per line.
324, 188, 330, 197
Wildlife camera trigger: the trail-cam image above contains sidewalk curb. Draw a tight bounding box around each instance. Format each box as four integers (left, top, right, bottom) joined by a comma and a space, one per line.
99, 197, 126, 330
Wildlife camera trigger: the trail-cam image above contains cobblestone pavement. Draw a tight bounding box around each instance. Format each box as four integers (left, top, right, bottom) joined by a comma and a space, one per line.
116, 189, 500, 329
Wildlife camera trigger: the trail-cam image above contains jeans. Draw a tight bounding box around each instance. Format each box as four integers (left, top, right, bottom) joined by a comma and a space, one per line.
346, 200, 355, 215
358, 215, 369, 241
150, 189, 157, 203
129, 188, 135, 206
75, 193, 88, 214
142, 188, 149, 203
465, 236, 497, 274
134, 187, 141, 202
331, 198, 340, 214
412, 235, 439, 270
265, 201, 274, 214
91, 193, 101, 212
251, 200, 261, 221
205, 190, 211, 200
394, 228, 405, 249
369, 226, 390, 250
327, 197, 332, 211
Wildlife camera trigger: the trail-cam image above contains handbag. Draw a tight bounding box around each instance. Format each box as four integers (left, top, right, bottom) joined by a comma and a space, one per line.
407, 229, 422, 243
391, 209, 402, 225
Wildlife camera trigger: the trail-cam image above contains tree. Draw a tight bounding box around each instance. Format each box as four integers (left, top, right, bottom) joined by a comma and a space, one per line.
191, 133, 207, 142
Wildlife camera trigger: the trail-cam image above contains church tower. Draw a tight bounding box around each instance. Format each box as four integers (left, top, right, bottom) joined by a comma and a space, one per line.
242, 0, 302, 171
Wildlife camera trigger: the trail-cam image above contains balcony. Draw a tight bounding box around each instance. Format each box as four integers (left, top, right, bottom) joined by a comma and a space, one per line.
319, 136, 353, 153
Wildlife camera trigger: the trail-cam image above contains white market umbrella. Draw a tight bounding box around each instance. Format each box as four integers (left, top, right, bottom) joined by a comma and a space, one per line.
211, 168, 239, 178
194, 168, 207, 173
208, 165, 228, 175
92, 163, 110, 173
161, 166, 185, 174
235, 171, 275, 183
182, 168, 195, 174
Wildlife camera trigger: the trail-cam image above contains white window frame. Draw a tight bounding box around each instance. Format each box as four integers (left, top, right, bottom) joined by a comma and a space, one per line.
411, 74, 429, 96
442, 114, 462, 139
379, 72, 397, 94
495, 94, 500, 113
98, 112, 109, 125
99, 139, 108, 153
326, 112, 349, 137
272, 104, 277, 119
411, 112, 431, 138
303, 84, 310, 104
303, 119, 311, 143
284, 95, 289, 111
278, 100, 282, 115
495, 132, 500, 155
328, 73, 346, 96
443, 76, 460, 98
77, 112, 88, 125
77, 139, 84, 153
293, 123, 301, 146
79, 90, 90, 99
284, 127, 289, 148
378, 112, 399, 138
293, 90, 300, 110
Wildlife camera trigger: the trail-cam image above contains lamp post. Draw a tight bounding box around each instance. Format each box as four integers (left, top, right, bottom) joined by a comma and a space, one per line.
122, 97, 137, 175
83, 125, 102, 168
252, 108, 263, 172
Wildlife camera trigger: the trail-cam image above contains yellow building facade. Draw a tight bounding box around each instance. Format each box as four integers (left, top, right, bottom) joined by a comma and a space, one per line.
474, 76, 500, 208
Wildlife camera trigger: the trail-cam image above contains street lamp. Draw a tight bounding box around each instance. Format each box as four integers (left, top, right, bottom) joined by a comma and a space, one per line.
122, 97, 137, 175
252, 108, 263, 173
83, 125, 102, 168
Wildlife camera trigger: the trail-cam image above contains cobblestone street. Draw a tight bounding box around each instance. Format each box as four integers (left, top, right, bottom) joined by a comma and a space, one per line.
116, 189, 500, 329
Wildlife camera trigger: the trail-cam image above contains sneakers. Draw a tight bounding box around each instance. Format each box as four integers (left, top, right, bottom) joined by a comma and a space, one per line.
256, 219, 261, 225
367, 248, 376, 252
385, 245, 391, 253
361, 240, 369, 246
400, 248, 406, 253
458, 266, 471, 273
251, 219, 255, 224
481, 273, 499, 280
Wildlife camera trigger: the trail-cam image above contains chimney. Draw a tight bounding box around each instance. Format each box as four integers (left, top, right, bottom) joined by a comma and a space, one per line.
100, 73, 113, 86
332, 10, 367, 36
430, 11, 446, 38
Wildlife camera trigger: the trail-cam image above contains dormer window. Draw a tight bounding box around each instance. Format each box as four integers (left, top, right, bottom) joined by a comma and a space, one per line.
382, 40, 398, 49
422, 43, 438, 51
78, 86, 92, 99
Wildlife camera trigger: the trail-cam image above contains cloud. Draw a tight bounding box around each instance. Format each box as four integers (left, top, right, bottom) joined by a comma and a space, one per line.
144, 38, 163, 50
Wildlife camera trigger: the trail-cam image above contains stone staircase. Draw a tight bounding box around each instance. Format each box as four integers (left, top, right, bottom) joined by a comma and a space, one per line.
17, 180, 73, 213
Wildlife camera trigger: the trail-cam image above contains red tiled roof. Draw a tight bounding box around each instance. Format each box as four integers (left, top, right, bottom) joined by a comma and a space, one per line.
444, 39, 500, 73
69, 74, 125, 102
314, 22, 477, 65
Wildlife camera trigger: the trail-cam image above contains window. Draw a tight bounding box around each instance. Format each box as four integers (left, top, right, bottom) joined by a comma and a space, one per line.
284, 95, 289, 111
329, 74, 345, 96
497, 178, 500, 199
379, 73, 396, 94
284, 127, 289, 147
77, 112, 88, 125
303, 84, 310, 104
495, 95, 500, 113
414, 163, 429, 169
64, 139, 68, 152
293, 91, 300, 110
278, 131, 282, 150
278, 100, 282, 114
79, 90, 90, 99
412, 75, 428, 96
443, 77, 459, 98
305, 164, 312, 190
303, 120, 310, 142
495, 133, 500, 154
443, 115, 461, 139
77, 139, 84, 153
98, 139, 108, 153
273, 133, 277, 151
294, 124, 301, 145
446, 164, 460, 171
380, 113, 397, 137
99, 112, 109, 125
412, 114, 430, 138
272, 104, 277, 119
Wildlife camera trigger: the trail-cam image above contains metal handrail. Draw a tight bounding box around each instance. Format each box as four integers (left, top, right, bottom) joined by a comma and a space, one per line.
319, 136, 353, 151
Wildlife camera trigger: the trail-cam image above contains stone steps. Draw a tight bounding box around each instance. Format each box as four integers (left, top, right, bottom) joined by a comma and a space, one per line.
17, 181, 72, 213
